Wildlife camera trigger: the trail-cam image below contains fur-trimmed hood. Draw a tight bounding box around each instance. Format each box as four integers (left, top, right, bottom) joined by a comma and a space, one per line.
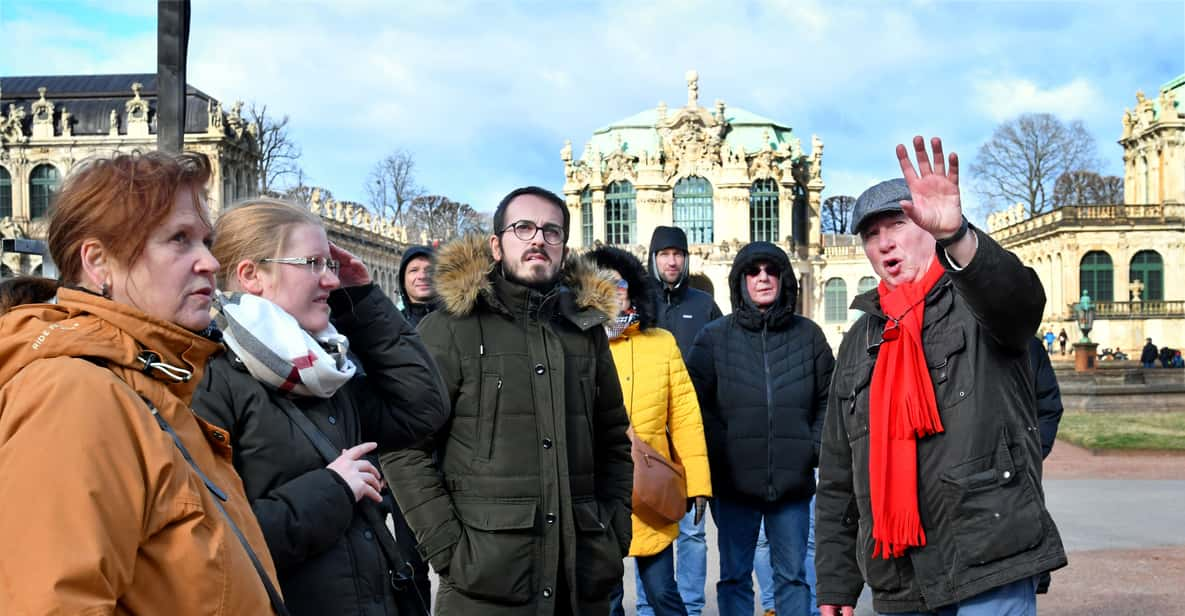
431, 233, 619, 326
586, 245, 657, 330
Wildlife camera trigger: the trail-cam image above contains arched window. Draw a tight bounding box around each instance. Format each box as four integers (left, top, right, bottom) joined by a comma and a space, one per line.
824, 278, 848, 322
580, 187, 593, 247
749, 178, 779, 242
857, 276, 877, 295
0, 166, 12, 219
604, 181, 636, 245
1079, 251, 1113, 302
673, 176, 713, 244
29, 164, 61, 219
1129, 250, 1164, 301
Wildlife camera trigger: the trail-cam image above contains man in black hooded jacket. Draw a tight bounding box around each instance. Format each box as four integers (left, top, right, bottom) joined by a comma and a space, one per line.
642, 225, 722, 616
399, 246, 438, 327
685, 241, 834, 616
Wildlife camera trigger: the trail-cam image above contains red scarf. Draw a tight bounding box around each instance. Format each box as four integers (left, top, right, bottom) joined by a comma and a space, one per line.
868, 256, 946, 559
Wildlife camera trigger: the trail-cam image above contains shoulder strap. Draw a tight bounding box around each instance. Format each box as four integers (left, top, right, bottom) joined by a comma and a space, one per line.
271, 396, 427, 613
141, 396, 291, 616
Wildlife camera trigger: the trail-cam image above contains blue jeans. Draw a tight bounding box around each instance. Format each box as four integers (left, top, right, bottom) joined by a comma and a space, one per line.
754, 522, 774, 611
883, 576, 1037, 615
712, 496, 812, 616
637, 509, 707, 616
611, 544, 687, 616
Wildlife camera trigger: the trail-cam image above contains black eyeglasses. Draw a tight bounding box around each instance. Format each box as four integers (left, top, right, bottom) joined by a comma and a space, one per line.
501, 220, 565, 245
743, 263, 782, 278
260, 256, 340, 276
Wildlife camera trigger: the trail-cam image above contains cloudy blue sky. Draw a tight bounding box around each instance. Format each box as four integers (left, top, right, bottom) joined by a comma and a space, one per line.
2, 1, 1182, 221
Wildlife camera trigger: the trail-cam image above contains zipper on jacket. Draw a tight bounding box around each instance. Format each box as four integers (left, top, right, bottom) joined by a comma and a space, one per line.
762, 322, 775, 501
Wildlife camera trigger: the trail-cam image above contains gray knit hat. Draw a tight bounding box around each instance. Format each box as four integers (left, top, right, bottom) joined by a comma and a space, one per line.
850, 178, 911, 235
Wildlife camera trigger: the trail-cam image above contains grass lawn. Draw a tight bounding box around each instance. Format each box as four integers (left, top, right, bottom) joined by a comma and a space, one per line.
1057, 412, 1185, 451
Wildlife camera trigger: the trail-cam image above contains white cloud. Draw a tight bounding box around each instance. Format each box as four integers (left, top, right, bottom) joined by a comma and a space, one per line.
972, 77, 1103, 122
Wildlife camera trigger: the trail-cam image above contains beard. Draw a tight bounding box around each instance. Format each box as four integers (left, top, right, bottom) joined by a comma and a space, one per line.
501, 255, 561, 292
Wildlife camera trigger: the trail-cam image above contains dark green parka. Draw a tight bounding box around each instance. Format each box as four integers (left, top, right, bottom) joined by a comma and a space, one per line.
381, 235, 633, 616
815, 231, 1067, 613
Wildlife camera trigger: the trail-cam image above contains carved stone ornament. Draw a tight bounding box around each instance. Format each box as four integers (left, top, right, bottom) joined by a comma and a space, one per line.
31, 87, 55, 126
125, 82, 149, 121
0, 103, 28, 144
59, 106, 72, 136
227, 101, 245, 137
603, 147, 638, 183
1159, 89, 1179, 121
207, 100, 225, 134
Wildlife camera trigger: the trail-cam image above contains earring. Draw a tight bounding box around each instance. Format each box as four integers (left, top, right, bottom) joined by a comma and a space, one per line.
100, 281, 111, 298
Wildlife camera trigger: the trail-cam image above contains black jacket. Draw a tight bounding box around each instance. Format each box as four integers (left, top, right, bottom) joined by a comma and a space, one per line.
1028, 337, 1064, 459
380, 235, 633, 616
193, 284, 450, 616
1141, 342, 1159, 364
647, 228, 723, 357
399, 246, 438, 327
815, 233, 1067, 613
686, 242, 834, 503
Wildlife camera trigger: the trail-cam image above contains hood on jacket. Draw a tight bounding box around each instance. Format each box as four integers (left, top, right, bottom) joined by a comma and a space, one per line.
398, 245, 436, 309
0, 286, 221, 400
647, 225, 690, 288
587, 246, 657, 330
728, 241, 798, 330
431, 233, 619, 322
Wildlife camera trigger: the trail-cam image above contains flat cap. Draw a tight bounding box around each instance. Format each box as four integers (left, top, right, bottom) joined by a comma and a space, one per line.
850, 178, 911, 235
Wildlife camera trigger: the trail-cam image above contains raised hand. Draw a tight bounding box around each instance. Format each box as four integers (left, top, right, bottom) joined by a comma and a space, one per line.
327, 442, 383, 503
330, 242, 372, 287
896, 136, 963, 239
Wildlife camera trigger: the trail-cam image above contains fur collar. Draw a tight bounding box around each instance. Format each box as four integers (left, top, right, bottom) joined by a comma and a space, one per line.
432, 234, 619, 321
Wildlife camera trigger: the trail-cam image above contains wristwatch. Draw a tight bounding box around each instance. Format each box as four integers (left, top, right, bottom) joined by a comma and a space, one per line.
936, 216, 970, 249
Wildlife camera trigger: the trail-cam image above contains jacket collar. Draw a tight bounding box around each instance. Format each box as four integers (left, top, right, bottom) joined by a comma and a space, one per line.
431, 234, 619, 330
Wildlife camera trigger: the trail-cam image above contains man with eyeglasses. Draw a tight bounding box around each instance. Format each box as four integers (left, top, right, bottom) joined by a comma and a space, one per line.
380, 186, 633, 616
814, 138, 1066, 616
683, 239, 834, 616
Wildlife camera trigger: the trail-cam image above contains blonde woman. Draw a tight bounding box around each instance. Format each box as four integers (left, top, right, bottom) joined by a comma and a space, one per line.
589, 246, 712, 616
192, 198, 449, 616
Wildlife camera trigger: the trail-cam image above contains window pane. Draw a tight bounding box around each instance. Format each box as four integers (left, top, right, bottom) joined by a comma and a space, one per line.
0, 167, 12, 219
1079, 251, 1113, 302
580, 188, 593, 247
29, 164, 60, 220
604, 181, 636, 245
674, 176, 713, 244
824, 278, 848, 322
1129, 250, 1164, 301
749, 178, 779, 243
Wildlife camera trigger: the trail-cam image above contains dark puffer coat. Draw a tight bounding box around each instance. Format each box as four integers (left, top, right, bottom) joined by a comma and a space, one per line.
380, 235, 634, 616
193, 283, 450, 616
398, 245, 438, 327
815, 233, 1067, 613
647, 226, 723, 357
685, 241, 834, 503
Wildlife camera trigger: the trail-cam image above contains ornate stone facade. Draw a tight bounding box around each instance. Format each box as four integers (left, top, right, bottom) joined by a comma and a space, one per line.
562, 70, 827, 318
1, 75, 410, 300
1120, 75, 1184, 206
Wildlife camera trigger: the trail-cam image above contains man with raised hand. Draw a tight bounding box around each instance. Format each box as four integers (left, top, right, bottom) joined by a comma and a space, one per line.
815, 137, 1066, 616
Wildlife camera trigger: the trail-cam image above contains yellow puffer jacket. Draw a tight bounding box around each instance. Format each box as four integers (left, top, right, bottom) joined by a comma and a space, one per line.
609, 323, 711, 557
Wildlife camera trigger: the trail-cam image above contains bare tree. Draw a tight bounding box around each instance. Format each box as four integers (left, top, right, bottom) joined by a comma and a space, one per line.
969, 113, 1100, 217
366, 150, 422, 223
405, 195, 487, 243
247, 103, 301, 196
1051, 171, 1125, 207
820, 195, 855, 234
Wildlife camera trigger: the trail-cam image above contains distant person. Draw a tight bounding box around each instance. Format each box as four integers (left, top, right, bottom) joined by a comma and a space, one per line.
640, 225, 723, 616
1058, 328, 1069, 355
399, 245, 438, 327
1141, 338, 1158, 368
1043, 330, 1055, 354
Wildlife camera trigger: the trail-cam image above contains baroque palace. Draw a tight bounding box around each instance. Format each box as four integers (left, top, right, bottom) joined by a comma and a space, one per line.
565, 71, 1185, 353
0, 74, 410, 295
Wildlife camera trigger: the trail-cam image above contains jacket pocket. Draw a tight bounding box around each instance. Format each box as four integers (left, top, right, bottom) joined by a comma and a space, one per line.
475, 372, 502, 462
941, 433, 1044, 567
837, 363, 873, 443
448, 498, 538, 604
925, 325, 973, 411
573, 499, 625, 601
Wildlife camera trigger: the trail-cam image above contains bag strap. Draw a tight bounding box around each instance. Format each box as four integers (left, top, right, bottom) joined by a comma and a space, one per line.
141, 396, 291, 616
272, 396, 428, 614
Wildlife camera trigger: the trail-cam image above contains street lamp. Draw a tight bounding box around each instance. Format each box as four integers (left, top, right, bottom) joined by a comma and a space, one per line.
1073, 290, 1095, 344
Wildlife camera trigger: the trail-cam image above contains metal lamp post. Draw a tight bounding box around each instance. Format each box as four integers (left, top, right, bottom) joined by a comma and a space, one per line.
1072, 290, 1099, 372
